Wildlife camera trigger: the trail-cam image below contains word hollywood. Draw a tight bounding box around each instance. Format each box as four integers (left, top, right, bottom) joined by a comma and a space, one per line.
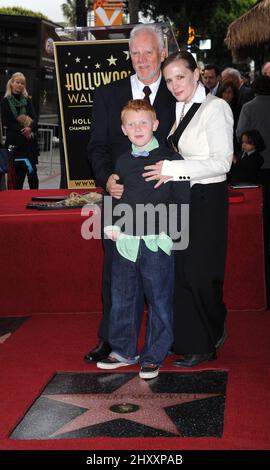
65, 71, 132, 105
69, 118, 91, 132
65, 71, 132, 91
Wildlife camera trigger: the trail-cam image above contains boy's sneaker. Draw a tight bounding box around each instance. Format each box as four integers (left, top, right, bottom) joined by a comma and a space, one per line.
97, 355, 130, 370
139, 364, 159, 379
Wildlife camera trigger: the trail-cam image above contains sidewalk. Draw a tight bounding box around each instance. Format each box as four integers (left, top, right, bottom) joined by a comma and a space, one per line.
23, 146, 61, 189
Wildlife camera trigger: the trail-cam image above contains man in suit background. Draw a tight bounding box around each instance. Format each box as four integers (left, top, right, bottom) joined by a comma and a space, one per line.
84, 23, 176, 363
262, 61, 270, 77
202, 64, 220, 96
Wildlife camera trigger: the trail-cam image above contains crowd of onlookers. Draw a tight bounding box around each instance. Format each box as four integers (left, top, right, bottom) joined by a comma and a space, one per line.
201, 60, 270, 307
201, 61, 270, 184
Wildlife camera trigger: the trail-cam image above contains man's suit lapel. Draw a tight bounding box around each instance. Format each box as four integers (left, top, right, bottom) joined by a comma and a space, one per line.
115, 77, 133, 105
152, 78, 176, 143
153, 78, 176, 111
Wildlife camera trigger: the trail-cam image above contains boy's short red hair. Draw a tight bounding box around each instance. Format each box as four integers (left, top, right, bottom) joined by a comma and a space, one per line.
121, 99, 157, 122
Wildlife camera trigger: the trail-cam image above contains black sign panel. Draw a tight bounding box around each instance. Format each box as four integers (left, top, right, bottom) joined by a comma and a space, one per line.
54, 40, 132, 188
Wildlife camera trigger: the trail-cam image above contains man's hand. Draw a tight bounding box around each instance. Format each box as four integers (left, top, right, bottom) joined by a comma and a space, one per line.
106, 174, 124, 199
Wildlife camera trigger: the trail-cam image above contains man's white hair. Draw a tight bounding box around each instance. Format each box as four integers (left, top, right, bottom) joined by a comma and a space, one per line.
129, 24, 165, 52
221, 67, 241, 80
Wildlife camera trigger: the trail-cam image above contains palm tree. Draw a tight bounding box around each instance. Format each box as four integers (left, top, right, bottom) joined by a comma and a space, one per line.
61, 0, 76, 26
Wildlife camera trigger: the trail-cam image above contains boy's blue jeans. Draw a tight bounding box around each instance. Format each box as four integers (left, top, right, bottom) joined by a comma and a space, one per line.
109, 241, 174, 367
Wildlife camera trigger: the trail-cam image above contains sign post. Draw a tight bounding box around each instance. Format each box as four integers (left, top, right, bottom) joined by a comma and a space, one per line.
94, 0, 125, 26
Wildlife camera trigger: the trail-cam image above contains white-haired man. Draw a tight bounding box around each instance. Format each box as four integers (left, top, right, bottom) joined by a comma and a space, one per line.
221, 67, 253, 107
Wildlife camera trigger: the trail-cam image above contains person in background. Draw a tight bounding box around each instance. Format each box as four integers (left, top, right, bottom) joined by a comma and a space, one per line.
96, 99, 189, 379
143, 51, 233, 368
221, 67, 254, 108
236, 75, 270, 170
217, 80, 241, 152
242, 72, 251, 87
262, 62, 270, 77
202, 64, 220, 95
84, 23, 176, 364
229, 129, 264, 185
0, 114, 7, 190
236, 75, 270, 307
1, 72, 39, 189
218, 79, 239, 112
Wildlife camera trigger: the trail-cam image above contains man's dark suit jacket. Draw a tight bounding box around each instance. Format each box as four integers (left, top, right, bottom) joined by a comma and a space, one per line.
88, 76, 176, 189
238, 85, 254, 108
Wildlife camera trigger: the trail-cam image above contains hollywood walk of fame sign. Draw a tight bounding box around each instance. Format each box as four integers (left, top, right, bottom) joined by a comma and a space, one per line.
54, 40, 132, 189
10, 371, 227, 439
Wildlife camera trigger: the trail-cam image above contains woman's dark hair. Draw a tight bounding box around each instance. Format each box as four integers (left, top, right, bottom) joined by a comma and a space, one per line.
241, 129, 266, 152
251, 75, 270, 95
217, 80, 239, 108
162, 51, 198, 72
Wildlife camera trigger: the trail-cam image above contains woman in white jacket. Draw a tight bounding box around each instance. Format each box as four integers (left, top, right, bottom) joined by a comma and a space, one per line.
143, 51, 234, 367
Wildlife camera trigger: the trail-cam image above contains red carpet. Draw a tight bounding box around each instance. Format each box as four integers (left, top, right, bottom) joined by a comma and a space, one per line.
0, 188, 266, 316
0, 310, 270, 450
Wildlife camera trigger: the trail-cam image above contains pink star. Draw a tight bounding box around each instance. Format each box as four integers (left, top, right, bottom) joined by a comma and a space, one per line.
45, 375, 220, 437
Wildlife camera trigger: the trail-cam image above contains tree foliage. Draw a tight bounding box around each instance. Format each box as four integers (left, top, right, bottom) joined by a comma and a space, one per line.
0, 6, 48, 19
61, 0, 92, 26
61, 0, 77, 26
137, 0, 257, 65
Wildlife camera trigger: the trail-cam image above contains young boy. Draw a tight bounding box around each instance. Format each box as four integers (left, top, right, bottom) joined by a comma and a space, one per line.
230, 129, 265, 184
97, 99, 189, 379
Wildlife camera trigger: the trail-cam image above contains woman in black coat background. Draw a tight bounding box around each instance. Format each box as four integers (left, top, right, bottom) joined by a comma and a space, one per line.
1, 72, 39, 189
